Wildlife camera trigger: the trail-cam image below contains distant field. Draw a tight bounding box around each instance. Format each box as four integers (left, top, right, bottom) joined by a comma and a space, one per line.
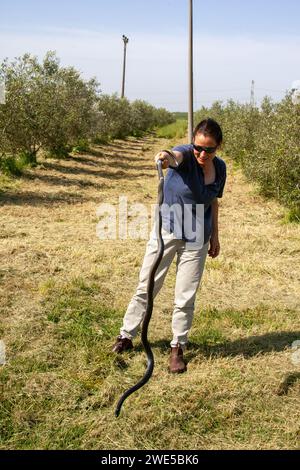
173, 112, 188, 120
157, 119, 188, 139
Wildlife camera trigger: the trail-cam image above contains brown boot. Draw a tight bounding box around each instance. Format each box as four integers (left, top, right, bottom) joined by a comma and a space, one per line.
169, 344, 187, 373
112, 335, 133, 353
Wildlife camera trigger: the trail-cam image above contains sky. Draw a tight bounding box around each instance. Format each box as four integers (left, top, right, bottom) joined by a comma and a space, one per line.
0, 0, 300, 111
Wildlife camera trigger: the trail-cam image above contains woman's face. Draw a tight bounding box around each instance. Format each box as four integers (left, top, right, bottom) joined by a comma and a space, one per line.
193, 132, 219, 167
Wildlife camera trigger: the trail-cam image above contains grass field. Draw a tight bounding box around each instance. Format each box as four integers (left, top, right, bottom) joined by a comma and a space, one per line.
0, 133, 299, 449
156, 120, 188, 139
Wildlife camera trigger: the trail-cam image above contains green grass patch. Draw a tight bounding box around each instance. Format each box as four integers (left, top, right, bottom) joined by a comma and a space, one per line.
193, 306, 275, 332
1, 132, 299, 450
43, 424, 87, 450
156, 119, 187, 139
72, 139, 91, 154
0, 172, 22, 195
190, 306, 300, 360
282, 207, 300, 224
43, 276, 122, 345
172, 112, 188, 120
0, 151, 37, 177
0, 276, 128, 449
0, 156, 23, 176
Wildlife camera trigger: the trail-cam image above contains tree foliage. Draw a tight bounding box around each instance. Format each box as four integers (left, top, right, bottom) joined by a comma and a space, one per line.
0, 52, 101, 163
195, 95, 300, 213
0, 51, 174, 172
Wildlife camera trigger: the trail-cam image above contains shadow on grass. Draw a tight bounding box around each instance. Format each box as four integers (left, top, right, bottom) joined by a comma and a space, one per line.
41, 161, 152, 180
89, 149, 156, 170
21, 172, 106, 190
105, 161, 154, 171
0, 189, 100, 207
88, 149, 135, 161
90, 144, 150, 159
65, 154, 106, 165
113, 140, 146, 150
136, 331, 300, 361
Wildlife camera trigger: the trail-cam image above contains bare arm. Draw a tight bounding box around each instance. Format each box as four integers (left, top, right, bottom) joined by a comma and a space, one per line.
209, 198, 220, 258
154, 150, 184, 169
211, 198, 219, 236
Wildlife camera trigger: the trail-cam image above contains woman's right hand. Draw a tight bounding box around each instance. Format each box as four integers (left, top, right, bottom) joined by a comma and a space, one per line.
154, 151, 170, 169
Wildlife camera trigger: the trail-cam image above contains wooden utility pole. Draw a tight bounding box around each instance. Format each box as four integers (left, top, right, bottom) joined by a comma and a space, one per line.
121, 35, 129, 98
188, 0, 194, 142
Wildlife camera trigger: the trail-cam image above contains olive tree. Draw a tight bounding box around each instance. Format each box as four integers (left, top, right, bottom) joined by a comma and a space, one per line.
0, 51, 101, 164
0, 53, 43, 163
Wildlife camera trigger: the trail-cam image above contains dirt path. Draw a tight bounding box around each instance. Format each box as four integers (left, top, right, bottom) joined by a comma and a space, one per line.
1, 134, 298, 320
0, 135, 165, 317
0, 135, 299, 449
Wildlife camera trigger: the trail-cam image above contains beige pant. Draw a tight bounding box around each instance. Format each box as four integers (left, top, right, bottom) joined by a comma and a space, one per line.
120, 226, 209, 348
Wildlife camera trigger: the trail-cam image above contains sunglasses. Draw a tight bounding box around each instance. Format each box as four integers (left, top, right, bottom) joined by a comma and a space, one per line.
192, 144, 217, 154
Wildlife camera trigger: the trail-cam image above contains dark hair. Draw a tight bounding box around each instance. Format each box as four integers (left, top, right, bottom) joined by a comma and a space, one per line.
193, 118, 223, 146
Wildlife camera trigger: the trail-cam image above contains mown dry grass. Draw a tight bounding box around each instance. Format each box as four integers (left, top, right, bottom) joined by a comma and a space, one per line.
0, 134, 299, 450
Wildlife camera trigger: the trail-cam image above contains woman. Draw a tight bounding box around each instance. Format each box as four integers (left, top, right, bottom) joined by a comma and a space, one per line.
112, 118, 227, 373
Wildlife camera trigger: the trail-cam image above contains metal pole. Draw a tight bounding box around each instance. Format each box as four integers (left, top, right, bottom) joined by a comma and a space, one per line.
188, 0, 194, 142
121, 35, 129, 98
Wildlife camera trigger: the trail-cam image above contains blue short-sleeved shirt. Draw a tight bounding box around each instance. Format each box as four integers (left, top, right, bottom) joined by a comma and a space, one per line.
161, 144, 227, 244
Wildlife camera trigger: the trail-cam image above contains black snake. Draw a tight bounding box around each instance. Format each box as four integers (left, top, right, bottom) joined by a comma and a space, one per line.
115, 152, 177, 418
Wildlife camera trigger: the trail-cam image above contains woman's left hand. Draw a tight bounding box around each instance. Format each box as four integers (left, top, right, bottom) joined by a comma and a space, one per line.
208, 233, 220, 258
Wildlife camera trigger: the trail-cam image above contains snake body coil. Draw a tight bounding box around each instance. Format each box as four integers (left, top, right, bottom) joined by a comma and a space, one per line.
115, 161, 165, 417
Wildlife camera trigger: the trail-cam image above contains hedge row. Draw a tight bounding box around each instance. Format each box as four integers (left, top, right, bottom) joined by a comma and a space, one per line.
195, 95, 300, 216
0, 51, 175, 173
